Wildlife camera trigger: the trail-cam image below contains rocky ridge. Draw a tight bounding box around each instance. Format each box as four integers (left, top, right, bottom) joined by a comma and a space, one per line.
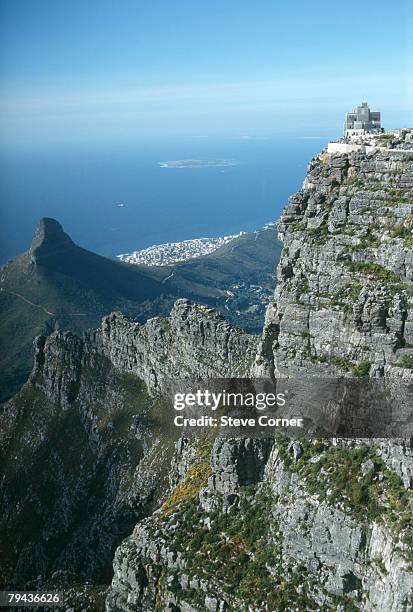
0, 299, 256, 600
0, 217, 280, 402
93, 299, 258, 393
107, 436, 413, 611
256, 132, 413, 378
106, 130, 413, 611
2, 132, 413, 610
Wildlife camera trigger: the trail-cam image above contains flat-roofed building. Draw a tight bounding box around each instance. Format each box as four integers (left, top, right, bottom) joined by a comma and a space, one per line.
344, 102, 382, 137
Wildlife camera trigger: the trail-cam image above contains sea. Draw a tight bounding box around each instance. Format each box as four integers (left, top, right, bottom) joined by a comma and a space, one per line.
0, 136, 331, 263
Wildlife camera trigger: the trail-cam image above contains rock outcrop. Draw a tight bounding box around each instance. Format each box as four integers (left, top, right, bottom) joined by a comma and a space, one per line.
256, 135, 413, 379
3, 131, 413, 611
0, 300, 256, 598
93, 298, 258, 392
28, 217, 77, 266
106, 130, 413, 611
107, 436, 413, 611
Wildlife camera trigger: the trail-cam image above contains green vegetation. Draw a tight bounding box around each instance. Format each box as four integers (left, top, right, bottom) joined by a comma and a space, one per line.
311, 354, 370, 377
376, 134, 394, 142
161, 462, 211, 518
352, 361, 371, 378
340, 179, 411, 203
307, 223, 330, 245
328, 283, 362, 312
343, 176, 365, 190
342, 261, 413, 300
387, 214, 413, 246
386, 210, 413, 236
345, 261, 401, 283
394, 354, 413, 370
160, 484, 325, 610
295, 278, 310, 295
350, 230, 381, 251
311, 354, 352, 371
373, 186, 411, 206
276, 438, 413, 563
290, 221, 306, 233
161, 436, 213, 518
389, 224, 412, 239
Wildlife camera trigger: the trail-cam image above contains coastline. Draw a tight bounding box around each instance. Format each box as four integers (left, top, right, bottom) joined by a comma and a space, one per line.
117, 222, 276, 266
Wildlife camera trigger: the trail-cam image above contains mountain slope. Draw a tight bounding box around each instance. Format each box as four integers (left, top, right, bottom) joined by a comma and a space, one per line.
148, 226, 281, 331
0, 218, 281, 401
0, 300, 256, 594
2, 133, 413, 610
0, 218, 181, 402
0, 330, 173, 590
106, 132, 413, 611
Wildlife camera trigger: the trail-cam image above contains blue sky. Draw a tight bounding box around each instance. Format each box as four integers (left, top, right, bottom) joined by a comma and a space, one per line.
1, 0, 412, 147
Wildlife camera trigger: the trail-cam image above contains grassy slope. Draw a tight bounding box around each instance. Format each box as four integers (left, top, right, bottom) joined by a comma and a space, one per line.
147, 227, 280, 290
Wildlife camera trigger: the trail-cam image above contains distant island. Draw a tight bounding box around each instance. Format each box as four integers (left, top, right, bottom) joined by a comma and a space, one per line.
158, 158, 238, 168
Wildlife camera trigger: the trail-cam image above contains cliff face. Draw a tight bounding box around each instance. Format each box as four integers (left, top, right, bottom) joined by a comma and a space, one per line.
2, 134, 413, 611
106, 133, 413, 612
0, 300, 256, 596
256, 139, 413, 378
0, 329, 167, 591
107, 437, 413, 611
94, 299, 258, 392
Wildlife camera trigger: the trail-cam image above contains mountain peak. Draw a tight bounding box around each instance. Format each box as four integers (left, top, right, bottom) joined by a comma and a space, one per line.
29, 217, 75, 264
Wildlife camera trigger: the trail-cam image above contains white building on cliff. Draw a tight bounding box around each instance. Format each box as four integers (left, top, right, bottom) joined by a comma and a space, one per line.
343, 102, 382, 137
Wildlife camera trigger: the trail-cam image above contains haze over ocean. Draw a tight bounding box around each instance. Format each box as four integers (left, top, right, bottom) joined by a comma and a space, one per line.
0, 136, 329, 263
1, 0, 411, 263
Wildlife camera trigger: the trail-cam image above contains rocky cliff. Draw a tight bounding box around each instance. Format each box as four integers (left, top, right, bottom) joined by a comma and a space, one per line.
0, 216, 278, 402
256, 134, 413, 378
0, 300, 256, 603
2, 132, 413, 611
0, 328, 167, 593
106, 131, 413, 611
107, 436, 413, 611
94, 299, 258, 392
